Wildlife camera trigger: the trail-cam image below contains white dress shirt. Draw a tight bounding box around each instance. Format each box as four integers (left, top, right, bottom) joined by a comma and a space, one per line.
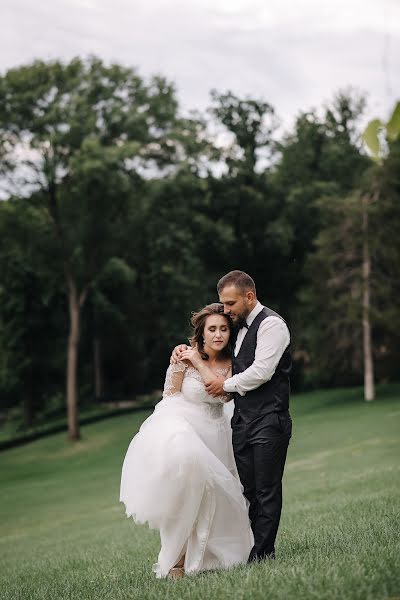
223, 301, 290, 397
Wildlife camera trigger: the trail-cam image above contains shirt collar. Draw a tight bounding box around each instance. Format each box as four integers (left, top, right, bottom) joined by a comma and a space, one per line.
246, 301, 264, 328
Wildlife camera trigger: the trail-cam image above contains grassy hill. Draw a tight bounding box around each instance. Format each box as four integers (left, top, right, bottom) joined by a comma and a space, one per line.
0, 385, 399, 600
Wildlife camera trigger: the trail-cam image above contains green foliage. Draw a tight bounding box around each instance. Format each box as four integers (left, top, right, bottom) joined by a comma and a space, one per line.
362, 101, 400, 160
300, 193, 365, 386
0, 198, 65, 423
386, 101, 400, 140
362, 119, 382, 158
0, 57, 399, 430
370, 138, 400, 378
210, 90, 277, 173
0, 57, 211, 426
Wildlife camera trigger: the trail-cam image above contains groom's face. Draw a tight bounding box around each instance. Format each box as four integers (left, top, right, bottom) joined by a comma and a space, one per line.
219, 285, 252, 324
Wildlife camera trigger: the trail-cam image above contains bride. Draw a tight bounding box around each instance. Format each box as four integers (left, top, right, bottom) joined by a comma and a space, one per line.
120, 303, 253, 579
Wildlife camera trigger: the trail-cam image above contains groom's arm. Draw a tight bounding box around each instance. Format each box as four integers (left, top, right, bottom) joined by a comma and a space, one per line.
223, 317, 290, 397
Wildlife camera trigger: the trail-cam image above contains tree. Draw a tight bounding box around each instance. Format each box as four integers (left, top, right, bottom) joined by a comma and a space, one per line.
300, 192, 365, 387
0, 198, 64, 427
209, 90, 277, 175
299, 98, 400, 397
0, 57, 182, 438
281, 92, 371, 389
207, 91, 296, 308
325, 92, 377, 399
362, 102, 400, 395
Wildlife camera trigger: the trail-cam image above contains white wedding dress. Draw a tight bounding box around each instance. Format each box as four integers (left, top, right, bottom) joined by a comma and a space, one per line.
120, 361, 253, 577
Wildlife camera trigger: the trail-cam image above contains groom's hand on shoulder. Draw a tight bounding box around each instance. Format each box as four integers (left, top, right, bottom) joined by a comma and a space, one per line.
205, 376, 225, 397
170, 344, 189, 364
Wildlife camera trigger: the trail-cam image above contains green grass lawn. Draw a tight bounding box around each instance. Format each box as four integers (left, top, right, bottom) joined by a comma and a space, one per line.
1, 384, 399, 600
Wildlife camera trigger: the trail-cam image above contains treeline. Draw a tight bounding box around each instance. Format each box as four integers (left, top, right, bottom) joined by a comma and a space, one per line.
0, 57, 399, 438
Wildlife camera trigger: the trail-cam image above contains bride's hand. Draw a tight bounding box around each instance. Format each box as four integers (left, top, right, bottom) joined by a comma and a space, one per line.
170, 344, 189, 364
180, 346, 203, 368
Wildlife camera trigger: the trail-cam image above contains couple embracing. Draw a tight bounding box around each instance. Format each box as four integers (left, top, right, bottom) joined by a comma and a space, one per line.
120, 270, 292, 578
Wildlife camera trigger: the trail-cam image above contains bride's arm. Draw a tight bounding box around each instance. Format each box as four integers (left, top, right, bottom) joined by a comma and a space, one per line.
180, 347, 233, 402
170, 344, 189, 364
179, 347, 216, 384
162, 361, 188, 398
199, 363, 233, 403
198, 362, 233, 402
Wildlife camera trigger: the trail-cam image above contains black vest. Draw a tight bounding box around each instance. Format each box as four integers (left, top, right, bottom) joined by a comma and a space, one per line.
232, 306, 291, 424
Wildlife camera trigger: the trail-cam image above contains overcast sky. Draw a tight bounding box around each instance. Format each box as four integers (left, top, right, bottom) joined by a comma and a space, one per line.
1, 0, 399, 131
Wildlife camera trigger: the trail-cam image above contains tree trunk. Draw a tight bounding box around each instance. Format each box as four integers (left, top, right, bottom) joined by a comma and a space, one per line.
94, 336, 104, 401
362, 195, 375, 401
67, 280, 81, 439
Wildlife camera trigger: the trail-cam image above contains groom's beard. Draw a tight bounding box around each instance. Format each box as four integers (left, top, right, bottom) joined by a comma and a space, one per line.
235, 316, 248, 330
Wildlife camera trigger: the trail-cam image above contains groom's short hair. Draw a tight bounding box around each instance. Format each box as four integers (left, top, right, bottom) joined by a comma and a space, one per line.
217, 270, 256, 295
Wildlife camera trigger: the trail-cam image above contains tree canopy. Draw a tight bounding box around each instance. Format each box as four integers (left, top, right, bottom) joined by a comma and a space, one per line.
0, 57, 399, 437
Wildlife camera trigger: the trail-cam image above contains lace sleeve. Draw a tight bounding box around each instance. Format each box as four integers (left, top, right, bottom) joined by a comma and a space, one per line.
162, 361, 187, 397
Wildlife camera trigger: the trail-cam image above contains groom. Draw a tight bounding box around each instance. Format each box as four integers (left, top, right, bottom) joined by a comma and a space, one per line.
173, 270, 292, 562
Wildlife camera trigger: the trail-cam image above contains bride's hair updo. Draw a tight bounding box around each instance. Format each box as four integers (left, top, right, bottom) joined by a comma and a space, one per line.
189, 302, 233, 361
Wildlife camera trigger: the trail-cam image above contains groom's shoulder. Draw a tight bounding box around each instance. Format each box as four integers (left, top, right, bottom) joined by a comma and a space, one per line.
261, 305, 286, 321
259, 306, 291, 335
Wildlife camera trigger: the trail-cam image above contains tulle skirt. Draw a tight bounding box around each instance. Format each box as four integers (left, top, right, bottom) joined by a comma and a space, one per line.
120, 394, 253, 577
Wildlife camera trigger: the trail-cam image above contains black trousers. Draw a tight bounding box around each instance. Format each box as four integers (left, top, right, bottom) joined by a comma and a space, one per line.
232, 411, 292, 561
